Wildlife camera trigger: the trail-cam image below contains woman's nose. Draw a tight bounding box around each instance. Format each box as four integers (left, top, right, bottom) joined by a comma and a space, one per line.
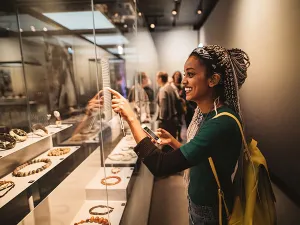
182, 76, 187, 85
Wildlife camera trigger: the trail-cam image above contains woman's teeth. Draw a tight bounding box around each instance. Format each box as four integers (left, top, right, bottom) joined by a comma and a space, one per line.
185, 87, 192, 93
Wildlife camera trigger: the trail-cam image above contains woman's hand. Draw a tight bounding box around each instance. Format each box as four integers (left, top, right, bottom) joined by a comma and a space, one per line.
155, 128, 182, 149
107, 88, 136, 122
85, 91, 104, 116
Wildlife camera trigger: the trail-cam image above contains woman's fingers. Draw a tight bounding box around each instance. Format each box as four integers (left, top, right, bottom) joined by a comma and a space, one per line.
91, 90, 103, 100
106, 87, 122, 99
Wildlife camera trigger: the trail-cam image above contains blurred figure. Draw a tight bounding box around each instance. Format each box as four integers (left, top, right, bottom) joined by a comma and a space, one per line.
172, 71, 185, 142
140, 72, 155, 115
156, 71, 178, 150
115, 75, 126, 97
128, 73, 151, 122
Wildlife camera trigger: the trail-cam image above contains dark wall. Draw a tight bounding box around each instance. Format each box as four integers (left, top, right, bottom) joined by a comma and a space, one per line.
201, 0, 300, 196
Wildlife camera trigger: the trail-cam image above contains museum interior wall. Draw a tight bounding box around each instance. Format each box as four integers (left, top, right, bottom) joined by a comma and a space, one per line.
151, 26, 198, 76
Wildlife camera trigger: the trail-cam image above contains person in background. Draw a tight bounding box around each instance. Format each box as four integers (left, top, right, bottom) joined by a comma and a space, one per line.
115, 75, 126, 97
91, 45, 250, 224
172, 71, 185, 142
127, 73, 151, 122
140, 72, 155, 115
156, 72, 178, 142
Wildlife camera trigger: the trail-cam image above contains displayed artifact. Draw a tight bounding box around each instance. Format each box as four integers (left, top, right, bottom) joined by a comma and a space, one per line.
9, 128, 27, 142
101, 176, 121, 186
111, 167, 120, 174
0, 133, 16, 150
32, 124, 48, 137
74, 216, 109, 225
0, 180, 15, 198
107, 153, 131, 161
54, 111, 62, 127
48, 147, 71, 156
13, 158, 52, 177
89, 205, 114, 215
70, 133, 90, 142
121, 146, 135, 151
125, 135, 134, 141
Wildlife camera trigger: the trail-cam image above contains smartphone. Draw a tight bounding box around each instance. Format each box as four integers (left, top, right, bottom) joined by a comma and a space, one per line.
141, 125, 161, 144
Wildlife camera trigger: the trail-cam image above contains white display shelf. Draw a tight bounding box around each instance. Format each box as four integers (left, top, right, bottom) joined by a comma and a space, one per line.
70, 200, 126, 225
85, 167, 134, 201
0, 145, 80, 208
0, 124, 72, 159
104, 135, 137, 166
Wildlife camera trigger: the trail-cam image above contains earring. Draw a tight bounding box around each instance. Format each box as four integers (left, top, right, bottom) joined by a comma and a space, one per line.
214, 97, 220, 116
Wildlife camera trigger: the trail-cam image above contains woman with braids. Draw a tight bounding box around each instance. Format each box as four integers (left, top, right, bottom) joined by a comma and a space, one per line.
90, 45, 250, 224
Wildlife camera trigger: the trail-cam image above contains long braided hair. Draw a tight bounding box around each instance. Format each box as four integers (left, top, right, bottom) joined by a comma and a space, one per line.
191, 45, 250, 118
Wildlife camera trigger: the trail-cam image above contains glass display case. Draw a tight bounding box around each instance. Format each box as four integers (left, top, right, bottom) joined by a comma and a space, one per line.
0, 1, 155, 225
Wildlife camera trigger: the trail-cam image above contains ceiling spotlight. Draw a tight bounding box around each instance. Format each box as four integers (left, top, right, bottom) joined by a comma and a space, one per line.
19, 28, 23, 32
197, 9, 202, 14
172, 10, 177, 15
150, 23, 155, 29
138, 12, 142, 17
30, 25, 36, 32
43, 27, 48, 31
123, 24, 128, 28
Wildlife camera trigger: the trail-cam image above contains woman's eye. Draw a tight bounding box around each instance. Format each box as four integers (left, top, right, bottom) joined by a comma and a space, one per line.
187, 73, 195, 78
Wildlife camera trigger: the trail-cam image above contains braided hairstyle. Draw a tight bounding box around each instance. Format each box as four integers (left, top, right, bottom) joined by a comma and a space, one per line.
190, 45, 250, 117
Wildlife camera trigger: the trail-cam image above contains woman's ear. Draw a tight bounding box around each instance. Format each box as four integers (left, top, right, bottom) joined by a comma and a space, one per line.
208, 73, 221, 87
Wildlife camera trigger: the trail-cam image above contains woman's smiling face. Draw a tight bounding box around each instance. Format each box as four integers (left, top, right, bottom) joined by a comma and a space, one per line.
183, 56, 210, 102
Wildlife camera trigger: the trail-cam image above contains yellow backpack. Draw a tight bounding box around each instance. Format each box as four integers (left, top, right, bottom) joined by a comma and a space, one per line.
210, 112, 277, 225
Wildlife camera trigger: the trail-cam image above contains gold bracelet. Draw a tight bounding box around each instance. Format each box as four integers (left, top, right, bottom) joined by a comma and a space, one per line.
74, 216, 109, 225
89, 205, 114, 215
13, 158, 52, 177
101, 176, 121, 186
48, 147, 71, 156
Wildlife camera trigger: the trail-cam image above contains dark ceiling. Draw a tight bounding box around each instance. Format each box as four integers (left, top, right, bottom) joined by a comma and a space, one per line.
137, 0, 218, 30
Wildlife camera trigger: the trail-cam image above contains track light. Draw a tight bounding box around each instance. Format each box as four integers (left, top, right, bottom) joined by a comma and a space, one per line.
138, 12, 142, 16
197, 9, 202, 14
150, 23, 155, 29
172, 10, 177, 15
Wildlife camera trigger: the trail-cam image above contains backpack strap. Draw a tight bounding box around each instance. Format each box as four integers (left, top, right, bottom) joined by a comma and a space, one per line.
208, 158, 229, 225
208, 112, 247, 224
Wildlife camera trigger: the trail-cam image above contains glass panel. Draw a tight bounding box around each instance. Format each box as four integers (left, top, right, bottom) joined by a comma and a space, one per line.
0, 1, 155, 225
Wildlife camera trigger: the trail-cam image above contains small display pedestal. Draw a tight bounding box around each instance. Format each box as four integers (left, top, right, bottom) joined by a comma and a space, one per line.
85, 167, 134, 201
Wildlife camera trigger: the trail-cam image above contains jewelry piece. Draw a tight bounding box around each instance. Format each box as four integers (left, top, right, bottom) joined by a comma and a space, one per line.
0, 180, 15, 198
108, 153, 132, 161
74, 216, 109, 225
0, 133, 16, 150
13, 158, 52, 177
101, 176, 121, 186
125, 136, 133, 141
48, 147, 70, 156
32, 124, 48, 137
121, 146, 134, 151
9, 129, 27, 142
89, 205, 114, 215
111, 167, 120, 174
